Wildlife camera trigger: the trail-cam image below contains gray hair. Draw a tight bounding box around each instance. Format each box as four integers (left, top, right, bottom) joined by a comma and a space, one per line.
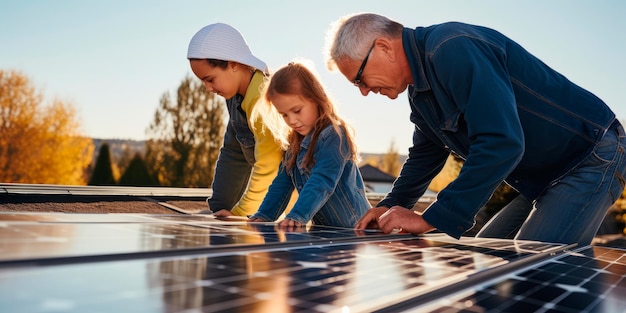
324, 13, 403, 71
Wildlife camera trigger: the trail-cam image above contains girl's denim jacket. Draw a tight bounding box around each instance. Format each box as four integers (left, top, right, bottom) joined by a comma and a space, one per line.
378, 23, 616, 238
251, 125, 370, 227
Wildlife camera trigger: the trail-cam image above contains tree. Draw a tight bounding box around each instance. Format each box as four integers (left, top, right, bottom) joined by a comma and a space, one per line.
359, 141, 402, 177
88, 143, 116, 185
0, 69, 93, 185
145, 75, 226, 187
380, 140, 402, 176
428, 155, 463, 192
119, 153, 158, 186
115, 144, 136, 175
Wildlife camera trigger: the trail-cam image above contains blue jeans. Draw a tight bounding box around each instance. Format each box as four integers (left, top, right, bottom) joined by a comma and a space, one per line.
477, 121, 626, 246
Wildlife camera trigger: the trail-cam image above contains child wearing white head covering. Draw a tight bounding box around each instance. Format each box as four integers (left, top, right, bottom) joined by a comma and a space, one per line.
188, 23, 294, 217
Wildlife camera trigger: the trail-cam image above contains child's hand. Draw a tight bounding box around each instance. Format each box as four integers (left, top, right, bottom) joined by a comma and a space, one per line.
277, 218, 304, 228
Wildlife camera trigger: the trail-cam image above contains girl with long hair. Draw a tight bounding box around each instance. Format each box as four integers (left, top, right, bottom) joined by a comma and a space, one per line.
249, 61, 370, 228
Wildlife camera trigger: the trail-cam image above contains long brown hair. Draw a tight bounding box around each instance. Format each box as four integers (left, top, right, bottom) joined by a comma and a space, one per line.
264, 62, 358, 171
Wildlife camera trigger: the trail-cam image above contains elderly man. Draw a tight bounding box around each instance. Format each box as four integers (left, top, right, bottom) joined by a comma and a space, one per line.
325, 13, 625, 245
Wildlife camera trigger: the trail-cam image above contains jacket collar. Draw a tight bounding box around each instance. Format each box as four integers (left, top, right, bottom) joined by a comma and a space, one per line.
402, 27, 431, 92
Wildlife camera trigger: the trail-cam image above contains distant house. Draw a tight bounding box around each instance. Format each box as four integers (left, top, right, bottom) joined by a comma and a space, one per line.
359, 164, 396, 194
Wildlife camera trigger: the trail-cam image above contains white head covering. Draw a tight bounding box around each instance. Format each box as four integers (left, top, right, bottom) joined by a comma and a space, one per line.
187, 23, 268, 73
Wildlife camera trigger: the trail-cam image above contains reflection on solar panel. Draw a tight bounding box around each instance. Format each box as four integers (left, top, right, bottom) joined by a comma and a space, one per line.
0, 212, 624, 313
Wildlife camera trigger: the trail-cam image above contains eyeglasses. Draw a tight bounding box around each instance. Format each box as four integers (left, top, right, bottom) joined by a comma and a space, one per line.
352, 41, 375, 88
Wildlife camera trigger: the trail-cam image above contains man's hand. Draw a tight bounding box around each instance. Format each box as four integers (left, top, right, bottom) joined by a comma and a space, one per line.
356, 206, 435, 235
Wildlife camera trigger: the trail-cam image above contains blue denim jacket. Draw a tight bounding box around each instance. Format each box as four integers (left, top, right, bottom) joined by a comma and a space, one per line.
251, 125, 370, 227
378, 23, 616, 238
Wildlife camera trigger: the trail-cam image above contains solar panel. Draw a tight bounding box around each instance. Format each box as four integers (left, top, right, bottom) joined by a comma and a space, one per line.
405, 246, 626, 313
2, 212, 605, 313
0, 212, 406, 264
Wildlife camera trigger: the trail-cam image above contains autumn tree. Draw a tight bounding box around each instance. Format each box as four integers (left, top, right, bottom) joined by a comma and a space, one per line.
359, 141, 402, 177
88, 143, 116, 185
0, 69, 93, 185
380, 140, 402, 176
428, 155, 462, 192
145, 75, 225, 187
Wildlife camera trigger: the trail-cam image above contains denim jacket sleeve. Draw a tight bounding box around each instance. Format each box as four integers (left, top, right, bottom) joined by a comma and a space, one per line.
418, 32, 525, 238
285, 127, 349, 224
250, 163, 294, 221
231, 71, 284, 216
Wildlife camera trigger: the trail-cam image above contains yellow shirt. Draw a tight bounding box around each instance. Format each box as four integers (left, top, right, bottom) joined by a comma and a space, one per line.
230, 72, 295, 215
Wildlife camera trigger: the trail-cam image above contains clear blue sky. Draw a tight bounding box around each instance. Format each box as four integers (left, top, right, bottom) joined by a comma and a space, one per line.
1, 0, 624, 154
